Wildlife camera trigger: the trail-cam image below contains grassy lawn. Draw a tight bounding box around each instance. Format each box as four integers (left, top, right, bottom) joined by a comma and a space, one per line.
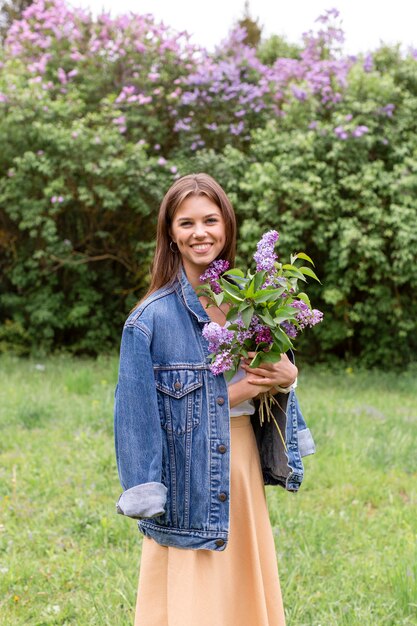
0, 354, 416, 625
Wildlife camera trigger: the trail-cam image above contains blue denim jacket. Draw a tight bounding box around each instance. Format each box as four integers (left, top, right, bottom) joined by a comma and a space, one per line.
114, 267, 315, 551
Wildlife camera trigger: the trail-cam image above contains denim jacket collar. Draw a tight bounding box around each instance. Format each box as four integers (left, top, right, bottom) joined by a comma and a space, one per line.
176, 265, 211, 324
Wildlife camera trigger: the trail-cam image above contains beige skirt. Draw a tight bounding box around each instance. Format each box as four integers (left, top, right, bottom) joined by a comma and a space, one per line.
134, 415, 286, 626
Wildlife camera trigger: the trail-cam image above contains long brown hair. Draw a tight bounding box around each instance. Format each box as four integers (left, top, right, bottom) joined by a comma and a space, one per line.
136, 173, 237, 307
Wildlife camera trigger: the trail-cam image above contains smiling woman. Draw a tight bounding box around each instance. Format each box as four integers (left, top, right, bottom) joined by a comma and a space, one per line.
115, 173, 297, 625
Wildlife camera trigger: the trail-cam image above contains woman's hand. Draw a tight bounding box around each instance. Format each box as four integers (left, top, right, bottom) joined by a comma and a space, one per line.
228, 370, 274, 407
241, 352, 298, 390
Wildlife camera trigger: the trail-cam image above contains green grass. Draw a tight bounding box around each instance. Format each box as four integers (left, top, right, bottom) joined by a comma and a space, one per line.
0, 355, 416, 625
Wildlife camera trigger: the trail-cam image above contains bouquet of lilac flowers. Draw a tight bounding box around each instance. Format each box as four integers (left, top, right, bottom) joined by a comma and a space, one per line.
198, 230, 323, 441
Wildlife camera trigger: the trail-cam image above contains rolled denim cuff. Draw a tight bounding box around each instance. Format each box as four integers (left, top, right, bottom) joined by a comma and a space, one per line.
116, 482, 167, 519
298, 427, 316, 457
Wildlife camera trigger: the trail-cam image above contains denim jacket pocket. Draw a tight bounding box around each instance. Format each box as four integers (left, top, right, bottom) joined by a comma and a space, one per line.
155, 368, 203, 436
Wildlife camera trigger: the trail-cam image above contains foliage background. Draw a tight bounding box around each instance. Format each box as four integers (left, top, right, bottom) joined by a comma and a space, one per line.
1, 1, 417, 365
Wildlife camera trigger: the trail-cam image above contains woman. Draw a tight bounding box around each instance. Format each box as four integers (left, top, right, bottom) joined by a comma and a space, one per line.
114, 173, 314, 626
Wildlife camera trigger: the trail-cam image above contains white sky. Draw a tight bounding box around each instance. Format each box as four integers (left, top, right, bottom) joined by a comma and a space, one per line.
71, 0, 417, 54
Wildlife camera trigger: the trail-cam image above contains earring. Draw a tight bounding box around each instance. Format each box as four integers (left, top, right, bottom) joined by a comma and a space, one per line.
170, 241, 178, 253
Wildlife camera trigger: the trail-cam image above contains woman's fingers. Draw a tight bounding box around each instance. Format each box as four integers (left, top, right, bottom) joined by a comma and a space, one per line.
242, 363, 273, 376
242, 356, 297, 388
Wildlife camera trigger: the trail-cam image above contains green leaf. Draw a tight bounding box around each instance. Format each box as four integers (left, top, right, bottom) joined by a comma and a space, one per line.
299, 266, 321, 283
248, 352, 264, 368
257, 309, 275, 326
282, 264, 306, 280
274, 306, 297, 325
222, 269, 249, 287
284, 270, 307, 282
295, 252, 315, 266
225, 307, 240, 321
224, 366, 239, 382
271, 327, 294, 352
253, 287, 286, 303
213, 292, 224, 307
257, 350, 283, 365
223, 268, 244, 278
219, 278, 245, 301
253, 270, 267, 292
297, 292, 311, 308
240, 305, 254, 327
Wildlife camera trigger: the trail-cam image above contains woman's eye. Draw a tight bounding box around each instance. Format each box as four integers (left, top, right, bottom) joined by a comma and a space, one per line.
206, 218, 218, 224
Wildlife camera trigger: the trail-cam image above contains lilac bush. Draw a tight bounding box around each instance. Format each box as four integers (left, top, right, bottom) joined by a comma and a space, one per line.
1, 0, 415, 364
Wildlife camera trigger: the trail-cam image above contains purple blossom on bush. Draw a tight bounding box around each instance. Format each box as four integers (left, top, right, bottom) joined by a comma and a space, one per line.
351, 125, 369, 138
230, 121, 245, 135
363, 53, 373, 73
379, 103, 395, 117
253, 230, 279, 272
292, 85, 307, 101
334, 125, 348, 140
200, 259, 230, 294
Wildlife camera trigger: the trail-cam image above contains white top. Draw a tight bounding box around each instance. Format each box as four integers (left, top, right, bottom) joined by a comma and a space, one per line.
227, 366, 256, 417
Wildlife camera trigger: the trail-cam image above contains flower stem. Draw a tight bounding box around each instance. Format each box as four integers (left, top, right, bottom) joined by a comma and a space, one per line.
259, 391, 287, 452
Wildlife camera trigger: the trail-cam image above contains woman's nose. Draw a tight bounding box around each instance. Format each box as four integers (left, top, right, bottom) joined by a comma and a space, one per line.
193, 223, 207, 238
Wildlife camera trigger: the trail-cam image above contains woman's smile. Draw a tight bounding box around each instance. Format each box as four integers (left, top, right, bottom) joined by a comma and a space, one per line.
190, 242, 213, 253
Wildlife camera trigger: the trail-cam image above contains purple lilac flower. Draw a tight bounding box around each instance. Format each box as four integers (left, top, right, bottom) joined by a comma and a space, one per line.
234, 314, 253, 343
291, 85, 307, 101
281, 321, 298, 339
352, 125, 369, 138
379, 103, 395, 117
200, 259, 230, 294
255, 325, 273, 346
253, 230, 279, 272
210, 350, 234, 375
202, 322, 234, 353
291, 301, 324, 329
334, 125, 348, 140
363, 53, 373, 73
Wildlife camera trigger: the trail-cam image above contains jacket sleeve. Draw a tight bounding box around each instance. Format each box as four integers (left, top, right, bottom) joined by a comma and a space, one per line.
114, 321, 167, 519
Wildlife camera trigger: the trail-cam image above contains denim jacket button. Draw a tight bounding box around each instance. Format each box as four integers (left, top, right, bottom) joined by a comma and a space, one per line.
174, 381, 182, 390
217, 444, 227, 454
216, 396, 225, 405
218, 492, 227, 502
215, 539, 225, 547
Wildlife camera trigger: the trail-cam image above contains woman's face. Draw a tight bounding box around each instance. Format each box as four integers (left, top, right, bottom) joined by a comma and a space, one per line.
170, 195, 226, 279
